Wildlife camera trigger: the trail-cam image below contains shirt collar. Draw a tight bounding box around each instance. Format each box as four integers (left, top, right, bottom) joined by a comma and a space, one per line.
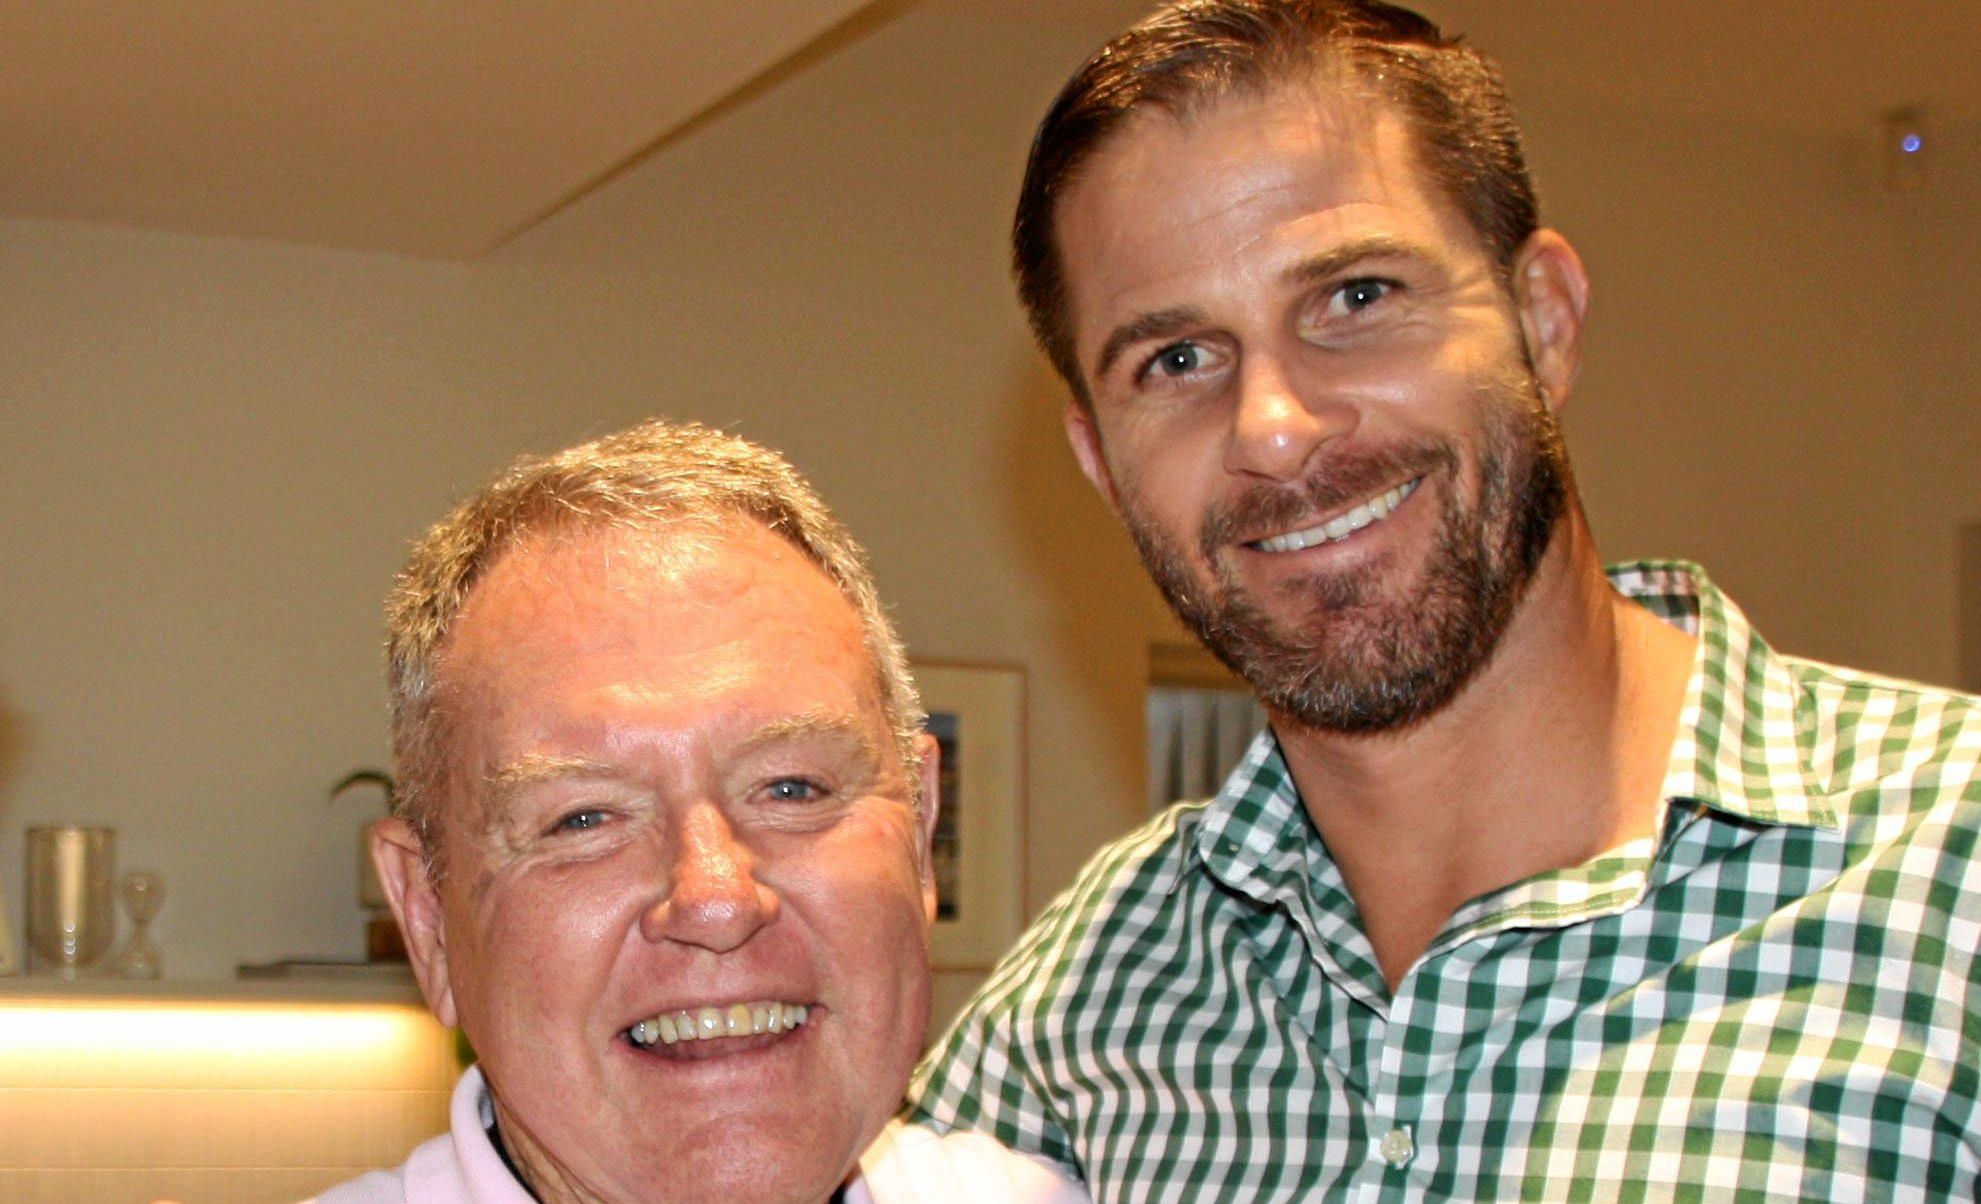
1610, 560, 1838, 831
1180, 559, 1840, 898
1178, 730, 1314, 901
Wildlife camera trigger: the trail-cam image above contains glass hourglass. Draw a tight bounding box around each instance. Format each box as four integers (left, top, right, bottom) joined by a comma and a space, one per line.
114, 870, 165, 980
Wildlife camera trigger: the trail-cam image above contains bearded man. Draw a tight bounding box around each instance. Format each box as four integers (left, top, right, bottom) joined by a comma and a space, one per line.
907, 2, 1981, 1199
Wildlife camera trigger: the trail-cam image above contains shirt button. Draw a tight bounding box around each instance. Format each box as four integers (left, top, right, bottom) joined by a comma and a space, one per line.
1378, 1126, 1415, 1168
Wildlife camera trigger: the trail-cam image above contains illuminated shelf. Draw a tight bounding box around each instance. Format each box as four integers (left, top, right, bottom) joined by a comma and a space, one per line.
0, 970, 423, 1007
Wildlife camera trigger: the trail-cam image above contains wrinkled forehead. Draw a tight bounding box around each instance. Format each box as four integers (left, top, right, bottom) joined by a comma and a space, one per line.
433, 519, 876, 748
445, 515, 857, 672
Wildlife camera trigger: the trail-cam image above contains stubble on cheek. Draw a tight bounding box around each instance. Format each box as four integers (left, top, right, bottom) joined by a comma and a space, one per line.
1111, 364, 1568, 734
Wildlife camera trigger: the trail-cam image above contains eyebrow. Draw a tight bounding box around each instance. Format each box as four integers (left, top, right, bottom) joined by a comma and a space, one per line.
1279, 235, 1439, 289
735, 709, 883, 764
480, 712, 883, 812
1093, 305, 1210, 384
1088, 235, 1441, 384
484, 754, 618, 825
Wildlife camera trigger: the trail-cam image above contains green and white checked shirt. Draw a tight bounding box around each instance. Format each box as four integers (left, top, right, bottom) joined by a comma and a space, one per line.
908, 562, 1981, 1201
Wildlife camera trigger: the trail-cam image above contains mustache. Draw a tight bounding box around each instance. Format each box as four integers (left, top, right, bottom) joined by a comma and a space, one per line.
1199, 442, 1457, 559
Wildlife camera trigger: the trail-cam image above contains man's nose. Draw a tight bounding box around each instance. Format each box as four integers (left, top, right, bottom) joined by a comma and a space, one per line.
1224, 354, 1355, 482
639, 804, 778, 953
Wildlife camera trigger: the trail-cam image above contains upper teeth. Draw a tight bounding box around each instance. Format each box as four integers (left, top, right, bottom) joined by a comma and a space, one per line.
1254, 478, 1418, 553
628, 1001, 810, 1047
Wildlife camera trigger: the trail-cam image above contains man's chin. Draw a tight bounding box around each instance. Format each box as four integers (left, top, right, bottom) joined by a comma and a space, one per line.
1210, 626, 1424, 735
504, 1089, 870, 1204
665, 1125, 865, 1204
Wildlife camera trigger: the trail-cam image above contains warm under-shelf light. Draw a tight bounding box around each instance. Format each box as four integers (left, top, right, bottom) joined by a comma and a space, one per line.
0, 1000, 425, 1055
0, 996, 452, 1089
0, 992, 457, 1203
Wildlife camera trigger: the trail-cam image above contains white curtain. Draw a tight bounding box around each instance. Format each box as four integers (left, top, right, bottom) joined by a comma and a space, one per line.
1146, 687, 1266, 810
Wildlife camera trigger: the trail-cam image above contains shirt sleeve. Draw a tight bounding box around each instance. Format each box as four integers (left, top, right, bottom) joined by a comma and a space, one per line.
904, 803, 1195, 1189
902, 898, 1083, 1174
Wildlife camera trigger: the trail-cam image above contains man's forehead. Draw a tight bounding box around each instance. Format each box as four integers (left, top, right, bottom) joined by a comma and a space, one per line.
457, 517, 814, 630
431, 517, 870, 719
1076, 73, 1419, 213
482, 516, 766, 594
430, 518, 889, 826
1055, 79, 1449, 327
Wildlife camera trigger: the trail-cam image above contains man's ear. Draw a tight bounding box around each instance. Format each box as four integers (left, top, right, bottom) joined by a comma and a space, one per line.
913, 732, 942, 927
371, 816, 458, 1028
1511, 228, 1590, 414
1062, 400, 1123, 515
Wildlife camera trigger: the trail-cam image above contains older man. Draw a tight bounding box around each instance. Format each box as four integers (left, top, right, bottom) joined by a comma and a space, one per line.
311, 421, 1084, 1204
909, 1, 1981, 1199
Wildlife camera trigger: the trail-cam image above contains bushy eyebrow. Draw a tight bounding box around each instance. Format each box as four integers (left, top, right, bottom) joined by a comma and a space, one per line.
736, 709, 883, 764
1089, 234, 1440, 384
481, 712, 883, 816
488, 753, 614, 793
484, 754, 617, 828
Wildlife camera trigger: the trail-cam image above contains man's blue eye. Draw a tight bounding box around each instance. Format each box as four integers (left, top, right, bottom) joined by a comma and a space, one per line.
767, 779, 821, 803
555, 810, 606, 832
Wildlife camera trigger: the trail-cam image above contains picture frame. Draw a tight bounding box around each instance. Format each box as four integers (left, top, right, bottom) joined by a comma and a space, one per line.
915, 662, 1026, 970
0, 870, 15, 976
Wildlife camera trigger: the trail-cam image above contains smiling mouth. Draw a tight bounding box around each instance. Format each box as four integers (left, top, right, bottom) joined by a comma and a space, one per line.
1249, 478, 1420, 553
626, 1000, 812, 1054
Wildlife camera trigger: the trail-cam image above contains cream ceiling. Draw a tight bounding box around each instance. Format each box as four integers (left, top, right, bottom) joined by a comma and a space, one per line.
0, 0, 879, 257
2, 1, 1973, 260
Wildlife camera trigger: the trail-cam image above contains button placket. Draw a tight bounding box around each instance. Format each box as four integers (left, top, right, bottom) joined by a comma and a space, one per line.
1366, 970, 1432, 1181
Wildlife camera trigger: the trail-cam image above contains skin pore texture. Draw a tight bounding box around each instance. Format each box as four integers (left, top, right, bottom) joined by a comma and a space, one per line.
372, 520, 940, 1204
1056, 79, 1699, 989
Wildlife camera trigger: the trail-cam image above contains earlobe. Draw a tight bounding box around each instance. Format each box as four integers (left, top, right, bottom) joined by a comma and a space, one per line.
371, 817, 458, 1028
1062, 401, 1123, 515
1512, 229, 1590, 413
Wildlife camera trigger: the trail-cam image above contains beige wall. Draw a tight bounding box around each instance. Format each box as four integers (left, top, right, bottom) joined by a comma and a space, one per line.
1, 0, 1975, 1026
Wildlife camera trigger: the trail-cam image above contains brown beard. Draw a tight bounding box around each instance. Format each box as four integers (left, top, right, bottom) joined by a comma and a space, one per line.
1118, 369, 1569, 735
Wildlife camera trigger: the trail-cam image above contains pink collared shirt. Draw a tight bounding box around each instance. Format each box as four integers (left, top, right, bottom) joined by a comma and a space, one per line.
304, 1067, 1088, 1204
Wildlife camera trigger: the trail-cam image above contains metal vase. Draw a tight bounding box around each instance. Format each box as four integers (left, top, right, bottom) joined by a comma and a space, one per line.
25, 825, 116, 978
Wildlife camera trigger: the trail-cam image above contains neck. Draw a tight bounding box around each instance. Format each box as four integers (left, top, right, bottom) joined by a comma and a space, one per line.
492, 1094, 853, 1204
493, 1102, 598, 1204
1271, 514, 1697, 990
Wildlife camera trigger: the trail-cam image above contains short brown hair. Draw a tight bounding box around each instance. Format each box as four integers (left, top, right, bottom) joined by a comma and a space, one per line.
385, 419, 923, 862
1013, 0, 1539, 404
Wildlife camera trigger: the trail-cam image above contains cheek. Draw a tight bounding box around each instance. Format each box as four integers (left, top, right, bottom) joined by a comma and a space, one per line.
1105, 428, 1210, 516
454, 869, 639, 1013
772, 828, 933, 952
1109, 402, 1221, 475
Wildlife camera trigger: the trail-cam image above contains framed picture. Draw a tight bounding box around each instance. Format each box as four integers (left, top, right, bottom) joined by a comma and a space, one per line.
915, 662, 1026, 970
0, 870, 15, 976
